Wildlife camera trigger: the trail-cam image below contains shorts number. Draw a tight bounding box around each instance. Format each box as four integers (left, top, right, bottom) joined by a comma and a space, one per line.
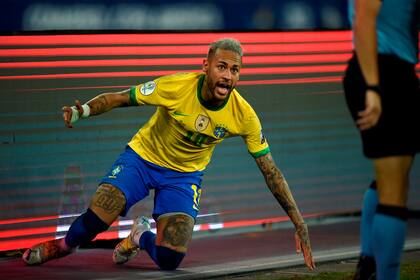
191, 184, 202, 211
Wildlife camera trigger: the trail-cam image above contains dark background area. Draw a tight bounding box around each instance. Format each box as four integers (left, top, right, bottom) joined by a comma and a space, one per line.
1, 0, 350, 32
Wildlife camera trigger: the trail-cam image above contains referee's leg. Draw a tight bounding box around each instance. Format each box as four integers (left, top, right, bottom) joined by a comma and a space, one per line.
372, 155, 413, 280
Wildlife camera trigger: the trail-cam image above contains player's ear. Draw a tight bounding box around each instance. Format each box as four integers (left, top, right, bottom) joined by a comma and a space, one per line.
202, 58, 209, 73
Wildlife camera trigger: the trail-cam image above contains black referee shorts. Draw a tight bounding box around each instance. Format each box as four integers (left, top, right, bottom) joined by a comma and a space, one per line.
343, 53, 420, 159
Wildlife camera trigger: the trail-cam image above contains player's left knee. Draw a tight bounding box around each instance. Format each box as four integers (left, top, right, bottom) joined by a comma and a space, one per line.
156, 245, 185, 270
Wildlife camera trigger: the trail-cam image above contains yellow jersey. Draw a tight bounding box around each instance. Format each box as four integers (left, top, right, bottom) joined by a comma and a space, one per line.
128, 72, 270, 172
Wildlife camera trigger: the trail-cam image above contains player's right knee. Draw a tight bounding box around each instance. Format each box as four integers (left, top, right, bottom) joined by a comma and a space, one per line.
91, 184, 127, 223
155, 245, 185, 270
65, 208, 110, 248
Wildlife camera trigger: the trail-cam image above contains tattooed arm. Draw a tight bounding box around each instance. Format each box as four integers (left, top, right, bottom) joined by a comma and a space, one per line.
255, 152, 315, 270
62, 88, 132, 128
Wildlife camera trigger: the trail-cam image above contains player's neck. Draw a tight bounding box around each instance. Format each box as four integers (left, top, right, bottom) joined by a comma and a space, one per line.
201, 78, 224, 107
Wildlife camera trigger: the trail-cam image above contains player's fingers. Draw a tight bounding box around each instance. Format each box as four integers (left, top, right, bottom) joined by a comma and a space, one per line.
61, 106, 73, 128
62, 107, 70, 121
63, 116, 73, 128
75, 100, 84, 115
62, 106, 72, 113
305, 257, 315, 270
294, 233, 301, 253
302, 246, 315, 270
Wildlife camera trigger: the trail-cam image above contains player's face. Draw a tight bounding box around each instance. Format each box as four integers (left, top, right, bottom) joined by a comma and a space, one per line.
202, 49, 241, 105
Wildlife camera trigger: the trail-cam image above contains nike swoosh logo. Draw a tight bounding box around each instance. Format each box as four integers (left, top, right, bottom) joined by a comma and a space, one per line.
173, 111, 190, 116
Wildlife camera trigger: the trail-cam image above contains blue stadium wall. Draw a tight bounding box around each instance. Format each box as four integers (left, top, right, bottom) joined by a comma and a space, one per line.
1, 0, 349, 31
0, 31, 419, 251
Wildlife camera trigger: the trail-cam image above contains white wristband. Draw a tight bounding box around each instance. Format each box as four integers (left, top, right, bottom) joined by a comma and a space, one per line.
70, 106, 79, 124
70, 104, 90, 124
81, 103, 90, 119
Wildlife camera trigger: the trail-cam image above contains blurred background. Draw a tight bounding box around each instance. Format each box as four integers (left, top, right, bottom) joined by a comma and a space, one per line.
1, 0, 349, 32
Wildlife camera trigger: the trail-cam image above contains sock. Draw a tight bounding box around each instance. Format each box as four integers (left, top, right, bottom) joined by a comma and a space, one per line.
65, 208, 110, 248
372, 204, 407, 280
139, 231, 185, 270
140, 231, 158, 262
360, 181, 378, 257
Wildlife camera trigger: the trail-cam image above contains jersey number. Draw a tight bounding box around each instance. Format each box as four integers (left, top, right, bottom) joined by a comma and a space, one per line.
185, 131, 208, 147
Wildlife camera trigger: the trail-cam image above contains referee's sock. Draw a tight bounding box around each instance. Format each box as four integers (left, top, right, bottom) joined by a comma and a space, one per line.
372, 204, 407, 280
140, 231, 185, 270
360, 181, 378, 257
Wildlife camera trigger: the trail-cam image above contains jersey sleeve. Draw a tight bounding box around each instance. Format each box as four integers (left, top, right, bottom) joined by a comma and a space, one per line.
129, 75, 176, 106
242, 108, 270, 158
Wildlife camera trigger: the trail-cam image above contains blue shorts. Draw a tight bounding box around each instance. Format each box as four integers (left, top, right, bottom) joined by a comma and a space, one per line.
100, 146, 203, 220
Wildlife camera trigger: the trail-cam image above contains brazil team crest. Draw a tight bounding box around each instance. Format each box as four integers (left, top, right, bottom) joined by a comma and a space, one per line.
108, 165, 123, 179
213, 125, 228, 138
195, 115, 210, 132
140, 81, 156, 96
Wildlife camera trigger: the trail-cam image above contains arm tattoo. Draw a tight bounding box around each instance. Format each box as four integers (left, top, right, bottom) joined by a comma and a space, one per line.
88, 90, 131, 115
256, 154, 303, 224
91, 184, 126, 215
90, 95, 109, 116
119, 92, 131, 107
297, 223, 311, 247
162, 215, 194, 247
